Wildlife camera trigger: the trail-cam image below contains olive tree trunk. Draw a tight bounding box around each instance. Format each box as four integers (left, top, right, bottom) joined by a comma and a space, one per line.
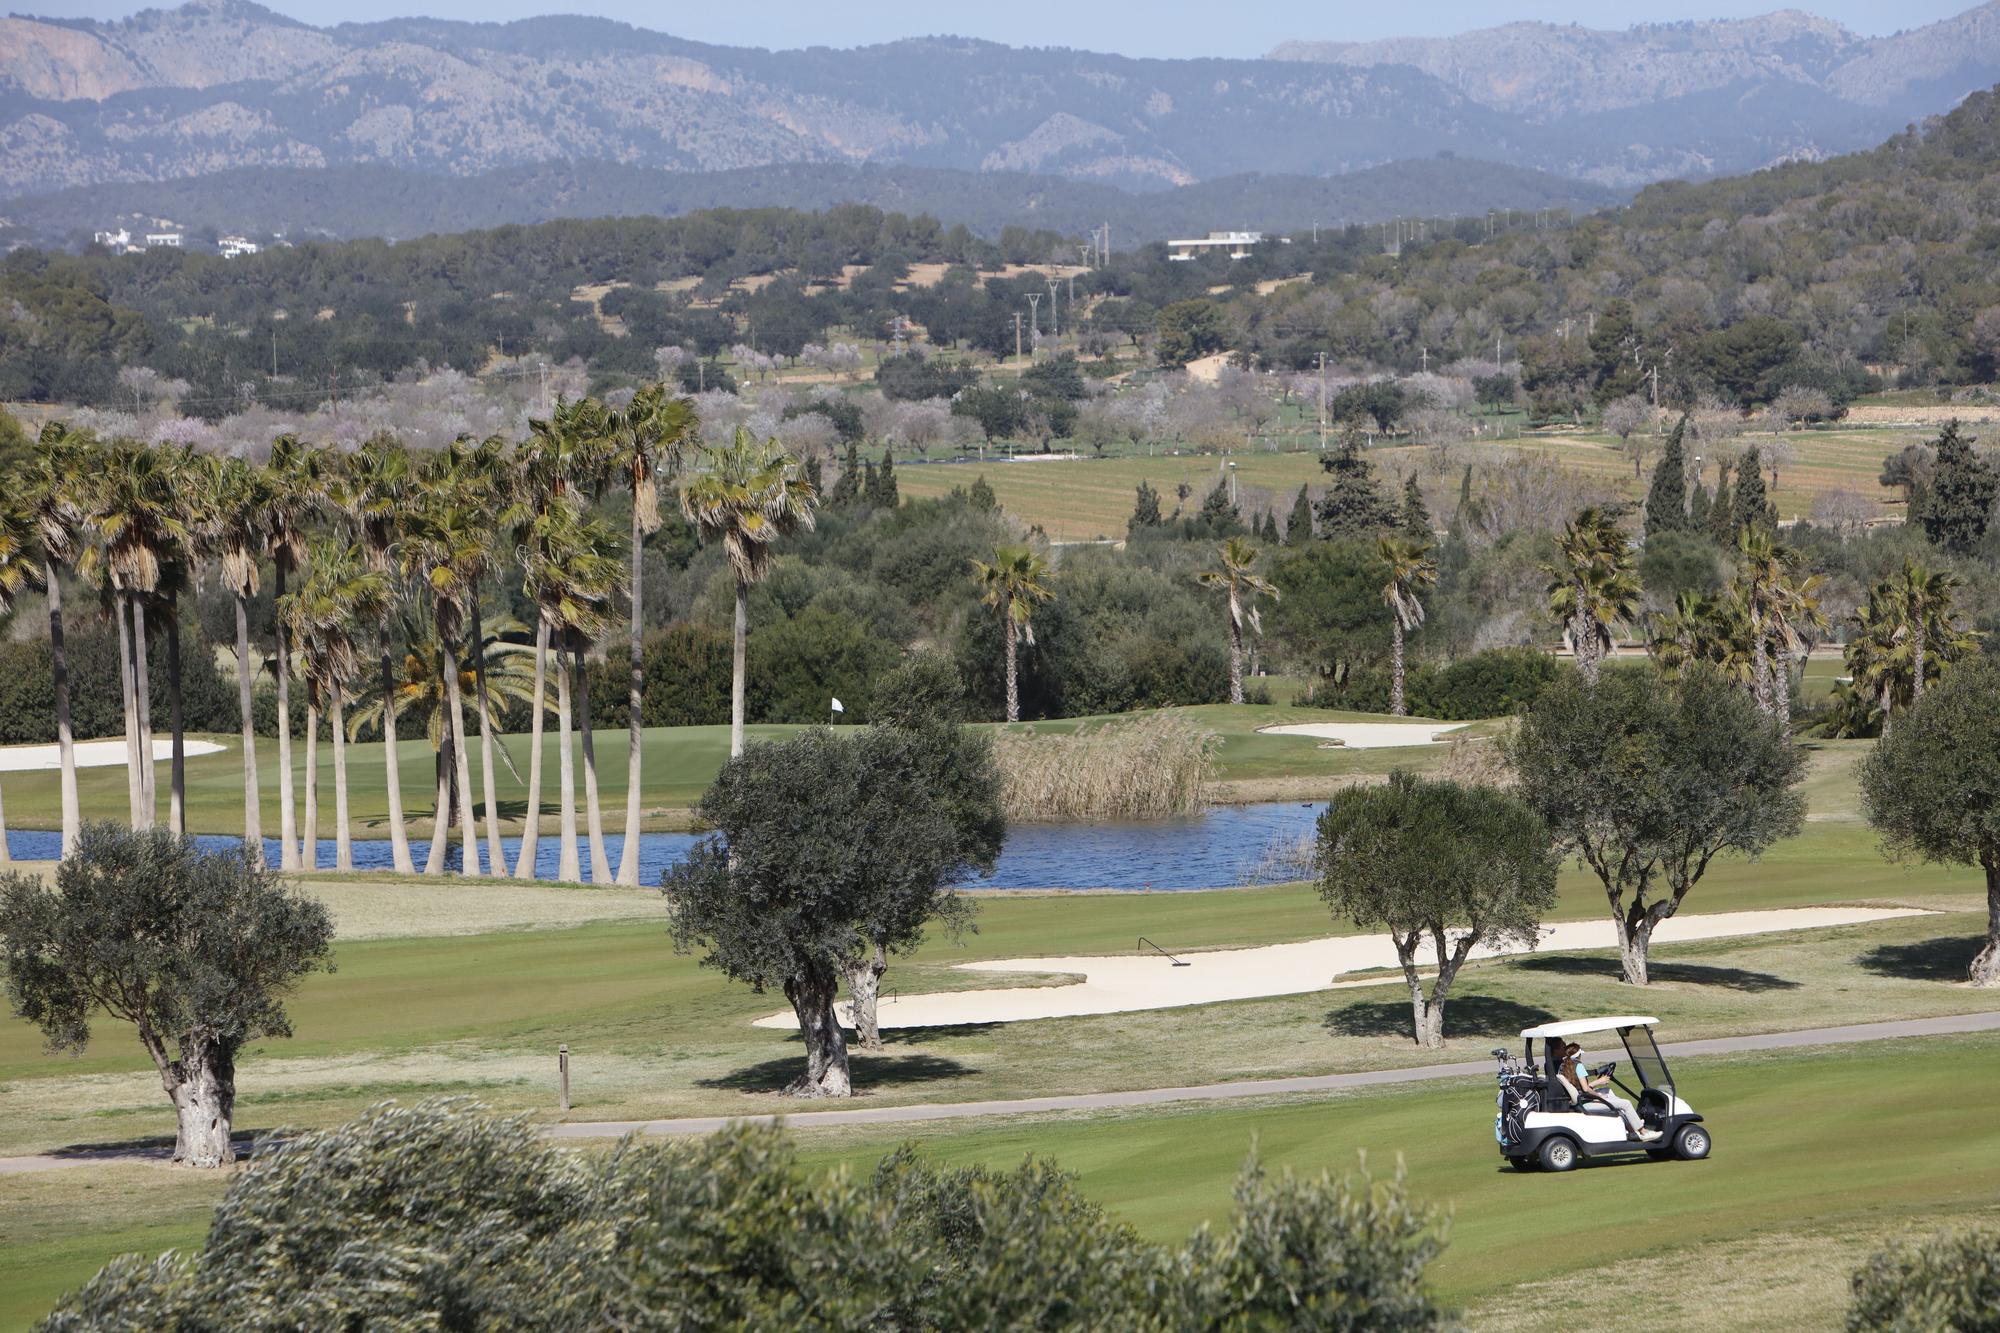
784, 969, 852, 1097
156, 1036, 237, 1169
1392, 929, 1477, 1049
233, 592, 264, 865
47, 562, 81, 857
1973, 856, 2000, 987
845, 940, 889, 1051
514, 618, 549, 879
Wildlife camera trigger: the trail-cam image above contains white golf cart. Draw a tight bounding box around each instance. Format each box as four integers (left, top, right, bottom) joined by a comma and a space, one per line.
1493, 1016, 1711, 1172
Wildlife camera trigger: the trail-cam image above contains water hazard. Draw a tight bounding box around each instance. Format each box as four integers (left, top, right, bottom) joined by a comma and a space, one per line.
5, 801, 1325, 891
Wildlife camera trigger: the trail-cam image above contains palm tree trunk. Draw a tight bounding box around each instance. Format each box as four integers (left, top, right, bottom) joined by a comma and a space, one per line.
424, 733, 451, 875
556, 638, 580, 883
1913, 622, 1928, 702
166, 594, 186, 837
131, 594, 157, 826
729, 576, 749, 757
302, 702, 319, 870
115, 590, 143, 829
515, 617, 549, 879
468, 599, 507, 874
575, 635, 611, 885
274, 564, 300, 870
46, 562, 80, 858
1003, 622, 1020, 723
380, 642, 414, 875
332, 694, 353, 870
442, 641, 481, 877
1750, 611, 1772, 716
1226, 591, 1244, 706
233, 592, 264, 865
617, 507, 645, 886
1390, 617, 1407, 716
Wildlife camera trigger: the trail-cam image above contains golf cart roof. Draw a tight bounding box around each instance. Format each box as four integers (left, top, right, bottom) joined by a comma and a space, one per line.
1520, 1016, 1659, 1040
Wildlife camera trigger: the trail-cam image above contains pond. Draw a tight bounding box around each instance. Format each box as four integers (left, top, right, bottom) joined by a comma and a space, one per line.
4, 801, 1326, 891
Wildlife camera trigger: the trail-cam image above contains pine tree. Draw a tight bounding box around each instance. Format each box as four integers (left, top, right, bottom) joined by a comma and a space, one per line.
1643, 416, 1690, 538
1401, 474, 1431, 538
1130, 480, 1163, 533
1914, 419, 1998, 553
880, 448, 904, 506
1315, 431, 1400, 537
1286, 484, 1312, 543
1688, 476, 1712, 532
1732, 446, 1777, 533
968, 475, 997, 511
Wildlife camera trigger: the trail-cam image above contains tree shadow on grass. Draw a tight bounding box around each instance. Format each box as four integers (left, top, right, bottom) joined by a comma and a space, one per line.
1324, 995, 1558, 1041
696, 1053, 974, 1095
1855, 936, 1986, 983
1511, 955, 1801, 992
880, 1022, 1004, 1046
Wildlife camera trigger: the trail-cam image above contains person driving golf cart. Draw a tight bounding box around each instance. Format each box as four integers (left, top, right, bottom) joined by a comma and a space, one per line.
1494, 1016, 1711, 1172
1558, 1041, 1657, 1141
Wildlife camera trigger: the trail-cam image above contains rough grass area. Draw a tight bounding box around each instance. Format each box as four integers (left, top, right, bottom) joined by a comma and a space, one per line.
995, 712, 1217, 819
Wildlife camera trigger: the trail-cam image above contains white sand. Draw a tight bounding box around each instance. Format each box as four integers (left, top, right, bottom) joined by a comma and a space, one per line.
1256, 722, 1468, 748
0, 739, 224, 772
753, 906, 1926, 1032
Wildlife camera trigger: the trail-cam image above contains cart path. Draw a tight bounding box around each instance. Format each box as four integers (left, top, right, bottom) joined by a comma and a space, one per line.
8, 1011, 1994, 1175
752, 905, 1930, 1032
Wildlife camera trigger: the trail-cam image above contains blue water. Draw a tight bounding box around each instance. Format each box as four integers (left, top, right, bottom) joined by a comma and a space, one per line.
3, 801, 1324, 891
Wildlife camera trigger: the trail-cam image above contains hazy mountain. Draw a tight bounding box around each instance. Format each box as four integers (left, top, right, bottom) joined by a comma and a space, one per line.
0, 0, 1994, 203
0, 157, 1620, 249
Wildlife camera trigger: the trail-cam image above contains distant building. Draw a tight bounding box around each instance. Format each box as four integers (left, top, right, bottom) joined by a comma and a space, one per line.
144, 231, 183, 248
219, 235, 260, 258
1166, 230, 1269, 261
92, 227, 131, 249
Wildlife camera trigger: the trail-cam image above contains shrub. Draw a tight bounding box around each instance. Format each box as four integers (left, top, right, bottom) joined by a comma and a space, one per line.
993, 713, 1217, 820
0, 612, 238, 744
1412, 648, 1561, 720
1848, 1228, 2000, 1331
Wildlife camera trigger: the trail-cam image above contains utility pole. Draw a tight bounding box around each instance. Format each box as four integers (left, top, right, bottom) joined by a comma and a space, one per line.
1047, 280, 1060, 340
1101, 221, 1110, 265
270, 331, 277, 377
1419, 346, 1429, 374
1312, 219, 1318, 243
1013, 311, 1024, 360
1026, 293, 1041, 357
1316, 351, 1328, 450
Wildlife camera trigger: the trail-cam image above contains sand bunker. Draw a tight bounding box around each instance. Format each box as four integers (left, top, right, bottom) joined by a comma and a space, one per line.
754, 906, 1925, 1032
1257, 722, 1468, 748
0, 739, 224, 772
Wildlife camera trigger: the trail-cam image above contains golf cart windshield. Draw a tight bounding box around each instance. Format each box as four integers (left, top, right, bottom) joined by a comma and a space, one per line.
1619, 1025, 1674, 1099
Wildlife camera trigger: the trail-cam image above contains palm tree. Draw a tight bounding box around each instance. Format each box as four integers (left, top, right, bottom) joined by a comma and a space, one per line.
1886, 558, 1962, 704
159, 449, 213, 836
329, 437, 417, 874
971, 544, 1055, 723
283, 540, 392, 871
1376, 535, 1438, 716
0, 502, 38, 863
679, 428, 818, 756
23, 425, 85, 856
1196, 536, 1278, 706
1544, 507, 1639, 685
84, 442, 189, 830
1848, 566, 1974, 735
1734, 527, 1789, 717
401, 469, 490, 876
1648, 590, 1712, 681
265, 435, 329, 869
611, 384, 697, 885
208, 457, 273, 864
442, 434, 519, 875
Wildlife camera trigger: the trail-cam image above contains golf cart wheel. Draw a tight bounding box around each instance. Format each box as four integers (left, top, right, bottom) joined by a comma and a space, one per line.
1672, 1125, 1712, 1161
1537, 1136, 1580, 1173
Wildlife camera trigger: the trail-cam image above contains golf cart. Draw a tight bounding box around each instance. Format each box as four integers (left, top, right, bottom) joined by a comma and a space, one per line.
1493, 1016, 1710, 1172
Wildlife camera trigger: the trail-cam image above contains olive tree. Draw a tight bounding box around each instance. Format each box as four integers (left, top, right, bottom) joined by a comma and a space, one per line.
0, 825, 334, 1166
1860, 659, 2000, 986
1505, 665, 1806, 985
1316, 772, 1559, 1047
42, 1099, 1452, 1330
664, 724, 1001, 1095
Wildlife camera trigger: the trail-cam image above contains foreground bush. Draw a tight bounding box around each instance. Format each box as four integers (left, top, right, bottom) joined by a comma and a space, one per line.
994, 712, 1217, 820
41, 1101, 1453, 1331
1848, 1227, 2000, 1331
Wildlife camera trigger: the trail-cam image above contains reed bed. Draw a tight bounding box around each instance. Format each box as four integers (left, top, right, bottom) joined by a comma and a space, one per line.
994, 713, 1218, 821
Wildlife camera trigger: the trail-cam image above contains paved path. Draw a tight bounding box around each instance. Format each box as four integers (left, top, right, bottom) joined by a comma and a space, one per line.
8, 1011, 1996, 1175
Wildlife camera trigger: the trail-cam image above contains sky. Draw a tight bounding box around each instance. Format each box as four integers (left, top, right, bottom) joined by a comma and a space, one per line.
27, 0, 1981, 59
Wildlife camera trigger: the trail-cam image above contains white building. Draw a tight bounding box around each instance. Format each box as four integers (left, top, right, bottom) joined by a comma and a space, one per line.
92, 227, 131, 248
219, 235, 260, 258
1166, 230, 1267, 261
143, 231, 183, 248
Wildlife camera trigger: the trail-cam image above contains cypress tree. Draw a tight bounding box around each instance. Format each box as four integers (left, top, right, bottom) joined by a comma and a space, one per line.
862, 460, 880, 507
1130, 480, 1163, 533
1688, 476, 1712, 532
1708, 463, 1737, 541
1401, 474, 1431, 538
1198, 477, 1239, 529
1314, 431, 1399, 536
830, 442, 862, 508
876, 450, 899, 508
968, 475, 997, 511
1261, 509, 1280, 544
1732, 446, 1776, 533
1915, 419, 1997, 553
1286, 484, 1312, 543
1643, 416, 1690, 538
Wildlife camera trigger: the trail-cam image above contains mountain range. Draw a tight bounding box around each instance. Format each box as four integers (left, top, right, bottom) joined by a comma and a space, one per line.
2, 1, 1999, 225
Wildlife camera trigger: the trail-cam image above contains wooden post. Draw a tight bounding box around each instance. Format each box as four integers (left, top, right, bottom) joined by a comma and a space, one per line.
558, 1044, 570, 1113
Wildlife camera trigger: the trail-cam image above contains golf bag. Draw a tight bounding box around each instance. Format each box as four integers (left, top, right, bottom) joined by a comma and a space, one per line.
1495, 1072, 1541, 1147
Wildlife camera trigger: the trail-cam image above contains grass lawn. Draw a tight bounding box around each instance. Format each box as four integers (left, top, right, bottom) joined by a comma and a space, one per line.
7, 1034, 1995, 1331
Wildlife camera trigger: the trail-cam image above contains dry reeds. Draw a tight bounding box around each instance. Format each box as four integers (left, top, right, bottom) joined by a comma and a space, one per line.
994, 713, 1218, 821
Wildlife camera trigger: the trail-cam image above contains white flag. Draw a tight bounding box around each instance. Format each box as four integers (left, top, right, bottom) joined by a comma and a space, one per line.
830, 697, 845, 713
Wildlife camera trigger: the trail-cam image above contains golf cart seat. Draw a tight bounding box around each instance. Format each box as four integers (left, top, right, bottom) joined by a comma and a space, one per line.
1554, 1072, 1620, 1116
